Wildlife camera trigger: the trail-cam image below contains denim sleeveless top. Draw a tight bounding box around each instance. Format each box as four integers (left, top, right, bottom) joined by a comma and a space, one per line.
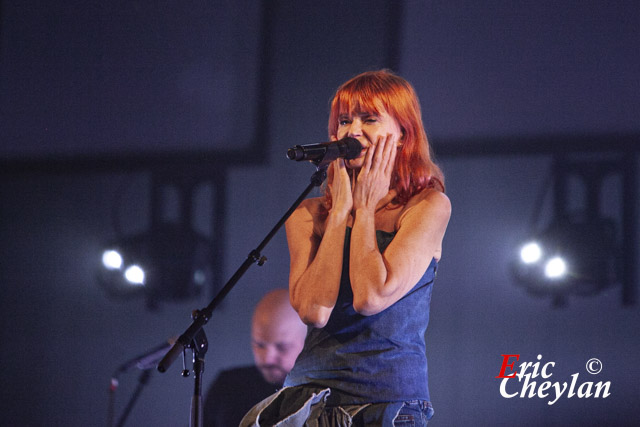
284, 227, 438, 405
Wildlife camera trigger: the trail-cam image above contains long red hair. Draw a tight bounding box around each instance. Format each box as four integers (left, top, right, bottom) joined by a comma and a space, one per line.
326, 70, 444, 207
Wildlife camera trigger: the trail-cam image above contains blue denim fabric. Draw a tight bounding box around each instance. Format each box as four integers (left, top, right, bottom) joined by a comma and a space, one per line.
285, 228, 438, 404
393, 400, 434, 426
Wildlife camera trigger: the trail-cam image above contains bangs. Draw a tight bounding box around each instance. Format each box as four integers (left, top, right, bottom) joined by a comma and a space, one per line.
333, 85, 388, 117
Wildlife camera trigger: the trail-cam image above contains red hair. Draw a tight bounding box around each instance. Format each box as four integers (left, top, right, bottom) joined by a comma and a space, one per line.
326, 70, 444, 206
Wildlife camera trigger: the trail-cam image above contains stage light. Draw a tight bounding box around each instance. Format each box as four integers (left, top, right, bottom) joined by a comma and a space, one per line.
511, 153, 634, 306
520, 242, 542, 264
97, 223, 213, 308
124, 265, 145, 285
102, 250, 123, 270
544, 257, 567, 279
511, 216, 619, 303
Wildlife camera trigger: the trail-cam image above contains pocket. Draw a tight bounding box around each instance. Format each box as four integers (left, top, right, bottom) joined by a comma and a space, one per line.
394, 413, 417, 426
393, 400, 432, 427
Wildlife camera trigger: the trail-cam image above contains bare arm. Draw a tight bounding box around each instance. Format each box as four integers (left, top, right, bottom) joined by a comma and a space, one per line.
285, 160, 352, 327
349, 133, 451, 315
350, 189, 451, 315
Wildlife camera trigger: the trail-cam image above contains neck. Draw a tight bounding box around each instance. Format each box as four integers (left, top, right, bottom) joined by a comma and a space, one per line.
376, 189, 398, 212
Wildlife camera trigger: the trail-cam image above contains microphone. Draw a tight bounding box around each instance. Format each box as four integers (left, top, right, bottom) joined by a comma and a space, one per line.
115, 338, 175, 374
286, 137, 362, 162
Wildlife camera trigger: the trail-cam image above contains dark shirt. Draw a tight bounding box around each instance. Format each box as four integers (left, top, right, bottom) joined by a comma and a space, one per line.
203, 365, 280, 427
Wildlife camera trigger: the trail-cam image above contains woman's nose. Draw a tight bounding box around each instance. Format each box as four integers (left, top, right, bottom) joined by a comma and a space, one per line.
347, 119, 362, 138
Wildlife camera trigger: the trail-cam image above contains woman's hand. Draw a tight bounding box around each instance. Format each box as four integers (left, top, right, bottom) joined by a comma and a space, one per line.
287, 159, 354, 328
327, 158, 353, 217
352, 133, 398, 212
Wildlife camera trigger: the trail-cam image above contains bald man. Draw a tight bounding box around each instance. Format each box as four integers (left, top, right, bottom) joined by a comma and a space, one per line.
203, 289, 307, 427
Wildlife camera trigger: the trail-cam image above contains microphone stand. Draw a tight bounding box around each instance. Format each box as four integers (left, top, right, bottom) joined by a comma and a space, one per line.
158, 157, 334, 424
189, 328, 208, 427
115, 370, 152, 427
108, 340, 174, 426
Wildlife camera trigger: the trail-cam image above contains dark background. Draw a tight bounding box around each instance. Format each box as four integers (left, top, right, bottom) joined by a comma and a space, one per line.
1, 1, 639, 425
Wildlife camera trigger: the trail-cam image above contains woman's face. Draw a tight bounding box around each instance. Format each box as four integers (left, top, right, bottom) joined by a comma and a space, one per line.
334, 106, 402, 169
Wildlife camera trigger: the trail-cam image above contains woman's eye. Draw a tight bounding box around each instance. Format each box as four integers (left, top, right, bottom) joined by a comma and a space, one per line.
364, 117, 378, 123
339, 119, 350, 125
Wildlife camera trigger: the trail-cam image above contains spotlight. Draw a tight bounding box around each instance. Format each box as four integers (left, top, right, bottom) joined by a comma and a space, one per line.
97, 223, 212, 308
124, 265, 146, 285
520, 242, 542, 264
511, 216, 619, 301
102, 250, 123, 270
544, 257, 567, 279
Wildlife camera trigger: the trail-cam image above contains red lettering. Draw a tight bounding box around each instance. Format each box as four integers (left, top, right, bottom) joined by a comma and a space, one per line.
496, 354, 520, 378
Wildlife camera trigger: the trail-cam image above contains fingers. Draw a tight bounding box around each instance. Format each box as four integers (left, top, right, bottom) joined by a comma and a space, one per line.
383, 133, 398, 176
336, 158, 349, 179
368, 133, 397, 176
371, 135, 385, 170
328, 159, 354, 213
331, 159, 351, 193
329, 159, 342, 186
363, 137, 375, 172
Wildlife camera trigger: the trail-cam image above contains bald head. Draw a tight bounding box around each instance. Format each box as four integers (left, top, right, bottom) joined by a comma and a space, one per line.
251, 289, 307, 385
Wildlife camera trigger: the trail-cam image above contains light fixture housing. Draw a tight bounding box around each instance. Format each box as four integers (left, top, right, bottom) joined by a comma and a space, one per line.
511, 216, 619, 300
97, 223, 212, 308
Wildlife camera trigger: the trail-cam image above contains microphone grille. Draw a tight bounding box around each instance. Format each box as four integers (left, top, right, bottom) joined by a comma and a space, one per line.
343, 137, 363, 159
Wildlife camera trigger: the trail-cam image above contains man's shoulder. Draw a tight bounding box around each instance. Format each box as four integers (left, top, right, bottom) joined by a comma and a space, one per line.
215, 365, 262, 383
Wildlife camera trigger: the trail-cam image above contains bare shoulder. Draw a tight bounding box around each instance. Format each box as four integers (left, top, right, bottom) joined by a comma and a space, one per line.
411, 187, 450, 207
397, 189, 451, 229
292, 196, 325, 219
288, 196, 327, 235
